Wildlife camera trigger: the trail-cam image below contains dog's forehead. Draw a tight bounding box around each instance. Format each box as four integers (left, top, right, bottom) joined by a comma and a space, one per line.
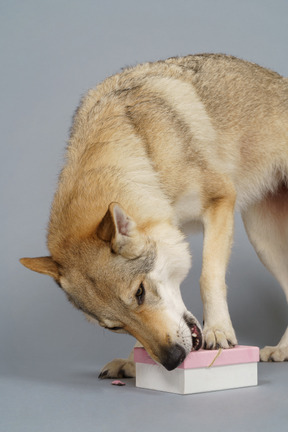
59, 240, 156, 293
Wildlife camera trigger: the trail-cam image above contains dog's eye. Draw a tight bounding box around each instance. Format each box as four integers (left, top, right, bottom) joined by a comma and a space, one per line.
136, 283, 145, 305
107, 326, 124, 331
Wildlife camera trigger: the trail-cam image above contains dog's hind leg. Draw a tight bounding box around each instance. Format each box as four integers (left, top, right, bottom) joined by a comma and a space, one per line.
242, 185, 288, 361
98, 341, 143, 379
98, 351, 136, 379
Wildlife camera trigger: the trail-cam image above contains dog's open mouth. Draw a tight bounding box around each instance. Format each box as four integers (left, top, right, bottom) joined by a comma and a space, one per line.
184, 314, 203, 351
191, 323, 202, 351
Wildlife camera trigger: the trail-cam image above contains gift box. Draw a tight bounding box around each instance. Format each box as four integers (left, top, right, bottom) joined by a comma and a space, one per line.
134, 345, 259, 394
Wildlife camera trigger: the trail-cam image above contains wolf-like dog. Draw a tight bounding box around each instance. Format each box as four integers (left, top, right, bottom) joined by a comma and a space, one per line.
20, 54, 288, 377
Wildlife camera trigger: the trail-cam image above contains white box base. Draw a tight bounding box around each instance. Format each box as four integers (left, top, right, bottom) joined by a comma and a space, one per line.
136, 362, 258, 395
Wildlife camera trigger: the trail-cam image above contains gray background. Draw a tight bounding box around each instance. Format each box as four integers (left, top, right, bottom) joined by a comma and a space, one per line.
1, 0, 288, 431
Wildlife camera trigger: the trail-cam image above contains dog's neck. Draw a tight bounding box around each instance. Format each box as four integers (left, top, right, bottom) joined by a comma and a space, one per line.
47, 146, 173, 256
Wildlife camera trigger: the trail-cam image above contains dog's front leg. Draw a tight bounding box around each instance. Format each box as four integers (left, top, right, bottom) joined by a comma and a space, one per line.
200, 191, 237, 349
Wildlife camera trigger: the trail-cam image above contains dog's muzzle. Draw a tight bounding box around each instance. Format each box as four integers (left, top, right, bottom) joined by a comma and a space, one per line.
161, 316, 202, 371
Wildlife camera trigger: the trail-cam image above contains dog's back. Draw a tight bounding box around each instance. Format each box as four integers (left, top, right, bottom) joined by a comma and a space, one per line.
58, 53, 288, 236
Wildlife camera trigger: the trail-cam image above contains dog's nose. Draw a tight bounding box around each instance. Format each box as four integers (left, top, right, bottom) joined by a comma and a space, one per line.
162, 344, 186, 371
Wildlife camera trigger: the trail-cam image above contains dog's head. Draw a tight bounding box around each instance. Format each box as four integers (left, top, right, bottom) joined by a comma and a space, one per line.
20, 203, 202, 370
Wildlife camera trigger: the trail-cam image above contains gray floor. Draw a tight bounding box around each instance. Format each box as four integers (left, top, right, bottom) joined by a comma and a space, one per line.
1, 360, 288, 432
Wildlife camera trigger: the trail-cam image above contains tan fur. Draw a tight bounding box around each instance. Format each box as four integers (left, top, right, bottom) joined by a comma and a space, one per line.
21, 54, 288, 374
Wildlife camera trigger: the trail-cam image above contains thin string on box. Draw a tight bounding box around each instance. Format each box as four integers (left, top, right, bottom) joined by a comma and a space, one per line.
207, 348, 223, 368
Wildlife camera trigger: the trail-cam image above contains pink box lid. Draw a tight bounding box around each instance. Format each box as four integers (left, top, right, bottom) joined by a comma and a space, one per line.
134, 345, 260, 369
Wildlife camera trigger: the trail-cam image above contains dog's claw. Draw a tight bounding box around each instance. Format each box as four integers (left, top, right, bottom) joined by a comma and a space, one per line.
204, 342, 214, 350
98, 370, 109, 379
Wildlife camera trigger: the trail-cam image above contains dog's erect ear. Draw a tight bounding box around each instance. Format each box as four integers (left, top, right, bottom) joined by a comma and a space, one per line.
97, 202, 136, 241
19, 256, 60, 279
97, 203, 145, 258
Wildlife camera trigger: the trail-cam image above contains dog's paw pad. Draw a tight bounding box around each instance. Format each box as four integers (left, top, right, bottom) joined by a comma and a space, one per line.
260, 346, 288, 362
98, 358, 135, 379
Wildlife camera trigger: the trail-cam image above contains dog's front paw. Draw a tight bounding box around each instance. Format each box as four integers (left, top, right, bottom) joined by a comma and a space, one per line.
260, 345, 288, 362
203, 324, 237, 350
98, 358, 136, 379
